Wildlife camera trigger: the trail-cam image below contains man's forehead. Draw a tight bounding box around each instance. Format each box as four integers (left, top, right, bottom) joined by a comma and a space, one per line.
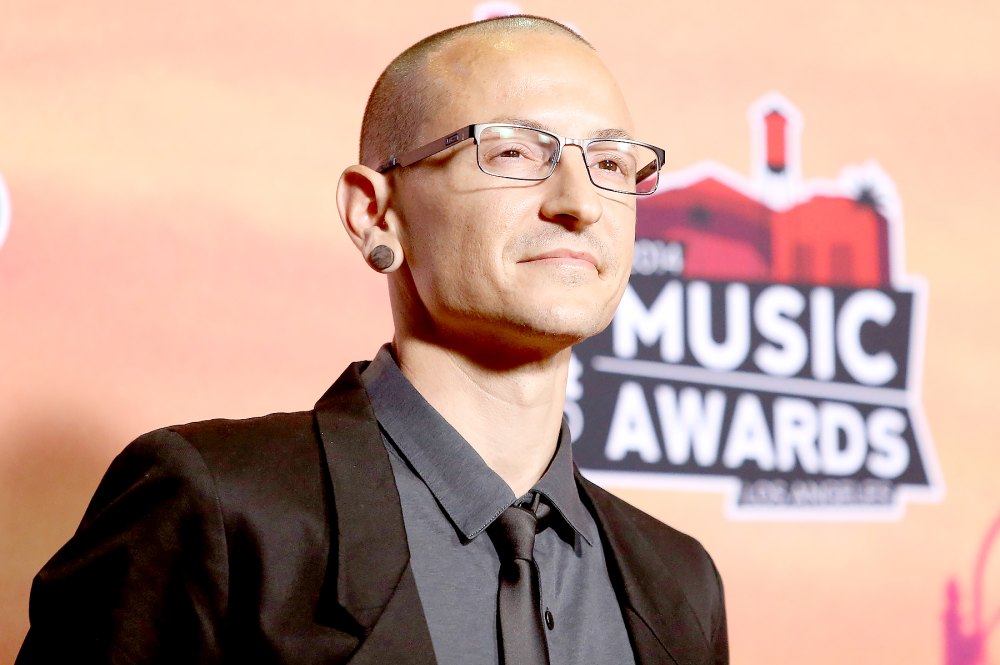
425, 30, 603, 84
415, 32, 632, 138
485, 116, 635, 141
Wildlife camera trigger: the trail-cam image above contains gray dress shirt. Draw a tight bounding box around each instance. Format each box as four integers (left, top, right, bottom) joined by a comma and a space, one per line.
361, 346, 636, 665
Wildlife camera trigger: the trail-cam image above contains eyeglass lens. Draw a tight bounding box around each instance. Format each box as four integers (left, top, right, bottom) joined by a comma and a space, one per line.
476, 126, 659, 195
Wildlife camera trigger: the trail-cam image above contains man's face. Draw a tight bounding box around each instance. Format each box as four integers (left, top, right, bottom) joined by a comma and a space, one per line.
388, 32, 638, 355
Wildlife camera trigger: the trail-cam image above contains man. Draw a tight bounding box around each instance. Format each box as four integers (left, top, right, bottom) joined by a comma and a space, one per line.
18, 15, 728, 665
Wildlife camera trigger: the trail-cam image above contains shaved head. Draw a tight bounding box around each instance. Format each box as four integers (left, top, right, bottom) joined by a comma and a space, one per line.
359, 15, 592, 169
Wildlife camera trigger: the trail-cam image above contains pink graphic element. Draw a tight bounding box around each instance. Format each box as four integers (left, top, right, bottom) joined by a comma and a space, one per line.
471, 2, 584, 38
473, 2, 523, 21
944, 512, 1000, 665
638, 93, 899, 288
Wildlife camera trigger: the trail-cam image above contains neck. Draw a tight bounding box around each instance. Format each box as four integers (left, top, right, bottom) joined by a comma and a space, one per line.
392, 336, 571, 497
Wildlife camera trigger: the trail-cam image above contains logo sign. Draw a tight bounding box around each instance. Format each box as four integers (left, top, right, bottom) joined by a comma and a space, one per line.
0, 173, 9, 253
568, 93, 941, 519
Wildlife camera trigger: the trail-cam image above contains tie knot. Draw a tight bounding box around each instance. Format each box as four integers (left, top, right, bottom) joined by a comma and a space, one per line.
490, 504, 539, 562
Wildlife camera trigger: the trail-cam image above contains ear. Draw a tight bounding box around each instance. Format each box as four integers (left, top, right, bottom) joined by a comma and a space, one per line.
336, 165, 404, 273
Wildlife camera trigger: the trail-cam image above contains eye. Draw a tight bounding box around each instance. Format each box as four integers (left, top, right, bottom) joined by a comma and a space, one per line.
485, 143, 544, 161
595, 158, 622, 172
588, 153, 633, 178
477, 127, 557, 177
496, 146, 531, 159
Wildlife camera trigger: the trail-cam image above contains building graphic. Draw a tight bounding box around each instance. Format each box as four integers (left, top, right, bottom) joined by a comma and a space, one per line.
636, 96, 893, 288
568, 93, 941, 519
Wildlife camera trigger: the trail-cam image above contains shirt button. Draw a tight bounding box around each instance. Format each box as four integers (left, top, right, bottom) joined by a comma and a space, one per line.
545, 609, 555, 630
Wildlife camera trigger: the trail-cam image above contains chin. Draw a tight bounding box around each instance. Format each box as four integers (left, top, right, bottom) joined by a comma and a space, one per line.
431, 293, 619, 357
518, 304, 615, 346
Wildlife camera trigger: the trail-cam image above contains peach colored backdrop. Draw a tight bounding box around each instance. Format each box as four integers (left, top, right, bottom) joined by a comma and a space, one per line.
2, 1, 998, 663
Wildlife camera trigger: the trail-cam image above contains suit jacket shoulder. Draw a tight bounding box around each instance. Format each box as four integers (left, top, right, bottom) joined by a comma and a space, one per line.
578, 474, 729, 665
18, 404, 362, 664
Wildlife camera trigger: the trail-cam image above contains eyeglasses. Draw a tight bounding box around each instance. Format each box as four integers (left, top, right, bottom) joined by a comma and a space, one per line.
376, 123, 666, 196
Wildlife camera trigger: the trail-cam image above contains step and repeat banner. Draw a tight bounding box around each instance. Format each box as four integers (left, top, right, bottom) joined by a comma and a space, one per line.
2, 1, 997, 663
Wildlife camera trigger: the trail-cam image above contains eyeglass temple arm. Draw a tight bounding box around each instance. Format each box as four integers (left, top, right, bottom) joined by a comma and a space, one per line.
634, 146, 666, 185
375, 125, 477, 174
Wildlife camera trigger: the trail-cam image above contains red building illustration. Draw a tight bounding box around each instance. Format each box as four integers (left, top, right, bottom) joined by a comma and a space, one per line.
637, 94, 895, 288
637, 177, 771, 282
771, 194, 890, 287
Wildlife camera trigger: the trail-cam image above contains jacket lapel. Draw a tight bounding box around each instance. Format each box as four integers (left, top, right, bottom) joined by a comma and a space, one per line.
311, 362, 712, 665
577, 473, 714, 665
313, 362, 436, 664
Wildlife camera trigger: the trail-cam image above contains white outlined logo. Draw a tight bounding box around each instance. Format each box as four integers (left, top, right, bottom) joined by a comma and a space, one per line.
569, 94, 941, 520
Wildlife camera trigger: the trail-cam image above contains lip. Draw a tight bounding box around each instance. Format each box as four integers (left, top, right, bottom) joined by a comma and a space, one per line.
521, 248, 600, 270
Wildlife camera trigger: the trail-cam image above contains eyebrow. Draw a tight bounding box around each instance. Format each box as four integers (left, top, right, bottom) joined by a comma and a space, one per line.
490, 117, 635, 141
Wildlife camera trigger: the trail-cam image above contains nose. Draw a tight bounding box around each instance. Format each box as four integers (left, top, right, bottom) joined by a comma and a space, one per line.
538, 146, 603, 229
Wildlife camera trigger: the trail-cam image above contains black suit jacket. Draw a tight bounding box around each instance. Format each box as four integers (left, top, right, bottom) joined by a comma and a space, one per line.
18, 362, 728, 664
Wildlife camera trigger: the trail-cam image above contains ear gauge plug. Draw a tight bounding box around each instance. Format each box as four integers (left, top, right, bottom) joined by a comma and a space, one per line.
367, 245, 395, 272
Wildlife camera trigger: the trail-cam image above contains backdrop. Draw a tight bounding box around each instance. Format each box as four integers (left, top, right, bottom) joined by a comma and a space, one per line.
2, 1, 998, 663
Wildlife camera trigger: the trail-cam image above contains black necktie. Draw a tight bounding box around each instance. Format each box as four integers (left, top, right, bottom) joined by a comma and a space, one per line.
488, 494, 551, 665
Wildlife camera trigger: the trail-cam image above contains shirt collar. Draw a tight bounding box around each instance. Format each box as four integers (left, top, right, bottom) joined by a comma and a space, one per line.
361, 344, 595, 546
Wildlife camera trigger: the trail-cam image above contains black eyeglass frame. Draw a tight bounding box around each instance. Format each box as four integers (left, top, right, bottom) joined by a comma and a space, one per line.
375, 123, 666, 196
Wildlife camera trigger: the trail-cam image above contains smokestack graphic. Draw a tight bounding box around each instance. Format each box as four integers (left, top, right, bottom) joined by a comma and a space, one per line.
750, 92, 802, 211
765, 110, 788, 174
